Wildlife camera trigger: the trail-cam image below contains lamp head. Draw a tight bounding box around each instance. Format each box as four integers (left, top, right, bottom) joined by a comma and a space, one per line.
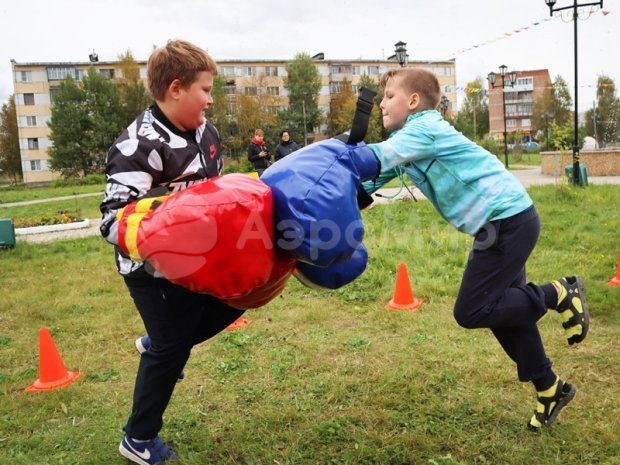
394, 41, 408, 67
487, 71, 497, 87
545, 0, 557, 15
509, 70, 518, 86
499, 64, 508, 77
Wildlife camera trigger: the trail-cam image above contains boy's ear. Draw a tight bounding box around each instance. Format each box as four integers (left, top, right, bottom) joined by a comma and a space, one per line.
407, 92, 421, 111
168, 79, 183, 100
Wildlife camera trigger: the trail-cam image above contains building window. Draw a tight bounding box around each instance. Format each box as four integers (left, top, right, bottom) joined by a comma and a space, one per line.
47, 66, 76, 81
26, 116, 37, 126
50, 87, 60, 104
30, 160, 42, 171
517, 77, 533, 86
330, 81, 342, 93
265, 66, 278, 77
220, 66, 235, 76
522, 118, 531, 127
20, 71, 32, 82
28, 138, 39, 150
506, 119, 517, 128
99, 69, 115, 79
352, 66, 360, 75
505, 104, 517, 117
243, 67, 257, 77
24, 93, 35, 105
244, 87, 258, 96
330, 64, 352, 74
266, 86, 279, 96
368, 66, 380, 75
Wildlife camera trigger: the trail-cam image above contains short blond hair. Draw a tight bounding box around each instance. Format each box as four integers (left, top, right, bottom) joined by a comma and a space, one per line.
379, 68, 441, 110
147, 39, 218, 101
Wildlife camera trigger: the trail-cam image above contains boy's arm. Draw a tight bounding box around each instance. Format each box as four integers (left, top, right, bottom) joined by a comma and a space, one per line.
99, 138, 162, 246
368, 119, 435, 172
362, 168, 399, 195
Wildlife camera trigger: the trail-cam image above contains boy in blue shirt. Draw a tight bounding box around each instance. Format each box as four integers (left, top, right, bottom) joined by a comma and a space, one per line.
365, 68, 589, 429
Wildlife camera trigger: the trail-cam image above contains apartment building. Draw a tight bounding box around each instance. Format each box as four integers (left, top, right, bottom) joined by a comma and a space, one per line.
11, 55, 456, 185
488, 69, 551, 142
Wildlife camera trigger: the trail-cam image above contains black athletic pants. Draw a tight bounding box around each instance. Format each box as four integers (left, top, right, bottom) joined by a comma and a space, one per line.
453, 206, 552, 382
123, 277, 245, 439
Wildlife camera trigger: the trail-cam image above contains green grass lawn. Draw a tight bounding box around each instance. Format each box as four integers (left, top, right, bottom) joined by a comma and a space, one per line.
1, 185, 619, 464
0, 184, 105, 204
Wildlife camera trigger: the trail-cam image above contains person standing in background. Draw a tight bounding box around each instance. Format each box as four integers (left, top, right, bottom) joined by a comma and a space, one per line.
275, 130, 300, 161
247, 129, 271, 175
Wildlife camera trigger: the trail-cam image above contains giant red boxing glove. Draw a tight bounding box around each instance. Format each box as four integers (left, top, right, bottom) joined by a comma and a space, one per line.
223, 251, 297, 309
116, 174, 276, 300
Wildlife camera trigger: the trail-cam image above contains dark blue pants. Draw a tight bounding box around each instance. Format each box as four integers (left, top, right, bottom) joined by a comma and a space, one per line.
453, 207, 552, 382
123, 277, 245, 439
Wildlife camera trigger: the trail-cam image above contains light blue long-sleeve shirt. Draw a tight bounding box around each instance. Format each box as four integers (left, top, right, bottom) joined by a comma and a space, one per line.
367, 110, 533, 236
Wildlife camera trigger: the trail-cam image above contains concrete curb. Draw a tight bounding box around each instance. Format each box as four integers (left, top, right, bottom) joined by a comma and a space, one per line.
15, 219, 91, 236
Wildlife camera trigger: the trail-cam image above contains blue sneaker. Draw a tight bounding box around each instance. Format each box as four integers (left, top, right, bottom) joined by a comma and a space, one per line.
119, 435, 179, 464
135, 335, 185, 382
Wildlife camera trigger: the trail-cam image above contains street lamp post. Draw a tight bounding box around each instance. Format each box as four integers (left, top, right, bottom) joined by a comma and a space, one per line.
544, 0, 603, 186
394, 41, 408, 68
487, 65, 517, 169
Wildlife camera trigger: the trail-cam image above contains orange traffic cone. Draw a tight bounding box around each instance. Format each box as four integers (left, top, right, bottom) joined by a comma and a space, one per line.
26, 327, 81, 393
226, 316, 253, 331
609, 256, 620, 287
387, 263, 423, 311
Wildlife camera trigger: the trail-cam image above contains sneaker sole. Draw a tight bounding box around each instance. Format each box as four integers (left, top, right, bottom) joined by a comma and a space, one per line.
569, 276, 590, 345
546, 383, 577, 426
118, 441, 150, 465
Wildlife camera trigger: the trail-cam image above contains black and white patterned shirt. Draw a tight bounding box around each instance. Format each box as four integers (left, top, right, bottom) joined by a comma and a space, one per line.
100, 104, 222, 278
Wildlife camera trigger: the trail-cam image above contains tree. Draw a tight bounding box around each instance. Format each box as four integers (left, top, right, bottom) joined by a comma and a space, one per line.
584, 75, 620, 147
280, 53, 322, 145
83, 68, 123, 169
358, 74, 384, 143
206, 74, 236, 157
0, 95, 22, 183
48, 69, 122, 177
116, 50, 152, 126
452, 78, 489, 141
532, 75, 573, 149
327, 78, 356, 136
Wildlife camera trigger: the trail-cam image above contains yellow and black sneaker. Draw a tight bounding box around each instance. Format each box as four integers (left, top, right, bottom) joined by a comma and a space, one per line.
552, 275, 590, 345
528, 377, 576, 430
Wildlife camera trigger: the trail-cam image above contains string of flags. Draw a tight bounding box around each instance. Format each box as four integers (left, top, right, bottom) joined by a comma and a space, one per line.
439, 8, 612, 96
445, 8, 610, 61
454, 82, 617, 94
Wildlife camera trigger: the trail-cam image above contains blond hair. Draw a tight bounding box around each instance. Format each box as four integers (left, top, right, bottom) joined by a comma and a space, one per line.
147, 39, 218, 101
379, 68, 441, 110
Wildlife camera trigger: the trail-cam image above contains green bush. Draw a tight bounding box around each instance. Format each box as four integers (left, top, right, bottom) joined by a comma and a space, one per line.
51, 174, 106, 187
223, 157, 254, 175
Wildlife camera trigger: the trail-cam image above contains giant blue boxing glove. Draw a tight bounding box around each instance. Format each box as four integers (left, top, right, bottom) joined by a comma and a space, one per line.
293, 243, 368, 290
260, 138, 379, 267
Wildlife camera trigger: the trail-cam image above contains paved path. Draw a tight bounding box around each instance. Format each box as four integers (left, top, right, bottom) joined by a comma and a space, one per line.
12, 168, 620, 243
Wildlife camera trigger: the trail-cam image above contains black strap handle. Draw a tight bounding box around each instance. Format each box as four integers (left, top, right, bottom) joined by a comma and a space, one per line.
347, 87, 377, 144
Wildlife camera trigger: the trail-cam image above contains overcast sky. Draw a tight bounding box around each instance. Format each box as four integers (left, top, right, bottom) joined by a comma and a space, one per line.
1, 0, 617, 112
